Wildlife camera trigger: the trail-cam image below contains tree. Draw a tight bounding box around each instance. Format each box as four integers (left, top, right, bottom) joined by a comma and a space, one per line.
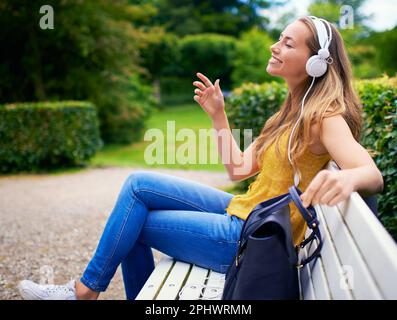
177, 33, 237, 88
0, 0, 158, 144
368, 27, 397, 77
231, 27, 280, 87
149, 0, 288, 37
138, 29, 179, 103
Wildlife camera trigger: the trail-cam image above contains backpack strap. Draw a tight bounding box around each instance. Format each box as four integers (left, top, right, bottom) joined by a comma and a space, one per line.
288, 186, 324, 267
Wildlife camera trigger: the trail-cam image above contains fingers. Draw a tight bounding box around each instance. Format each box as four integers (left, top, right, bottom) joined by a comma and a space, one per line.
316, 188, 339, 206
193, 81, 206, 90
214, 79, 221, 95
311, 178, 334, 205
194, 88, 203, 96
196, 72, 213, 87
327, 194, 343, 207
300, 171, 327, 207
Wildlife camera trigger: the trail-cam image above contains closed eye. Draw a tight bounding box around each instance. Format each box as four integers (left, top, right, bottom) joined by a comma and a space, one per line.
278, 35, 294, 48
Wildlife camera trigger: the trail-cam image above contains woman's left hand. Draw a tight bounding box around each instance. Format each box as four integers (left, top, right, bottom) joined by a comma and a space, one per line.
300, 170, 355, 208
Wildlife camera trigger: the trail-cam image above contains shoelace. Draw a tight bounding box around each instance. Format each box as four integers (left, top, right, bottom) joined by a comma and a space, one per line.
42, 280, 75, 295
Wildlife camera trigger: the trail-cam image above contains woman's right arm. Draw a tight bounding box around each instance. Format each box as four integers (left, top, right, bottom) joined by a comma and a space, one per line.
193, 72, 260, 181
211, 111, 260, 181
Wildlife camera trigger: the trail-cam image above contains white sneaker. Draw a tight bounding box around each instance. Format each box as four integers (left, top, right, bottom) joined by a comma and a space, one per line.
18, 279, 77, 300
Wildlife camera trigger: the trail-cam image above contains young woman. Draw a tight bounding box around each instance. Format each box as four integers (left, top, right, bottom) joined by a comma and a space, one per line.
18, 16, 383, 300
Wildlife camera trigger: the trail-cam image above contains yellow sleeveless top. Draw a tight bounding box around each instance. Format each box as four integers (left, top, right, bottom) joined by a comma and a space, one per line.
226, 128, 331, 247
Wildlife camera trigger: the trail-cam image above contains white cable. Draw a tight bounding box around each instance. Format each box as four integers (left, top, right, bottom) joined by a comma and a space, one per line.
287, 76, 317, 187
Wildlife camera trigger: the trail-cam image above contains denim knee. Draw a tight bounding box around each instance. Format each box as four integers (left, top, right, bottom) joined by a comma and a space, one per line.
125, 170, 152, 196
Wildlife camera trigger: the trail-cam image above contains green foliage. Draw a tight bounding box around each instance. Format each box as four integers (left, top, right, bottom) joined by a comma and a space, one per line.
0, 101, 103, 173
98, 73, 157, 144
227, 76, 397, 240
226, 81, 288, 191
231, 27, 282, 88
177, 34, 237, 89
0, 0, 157, 145
356, 75, 397, 240
308, 1, 340, 22
369, 27, 397, 77
159, 76, 195, 106
151, 0, 278, 37
347, 45, 380, 79
138, 29, 179, 80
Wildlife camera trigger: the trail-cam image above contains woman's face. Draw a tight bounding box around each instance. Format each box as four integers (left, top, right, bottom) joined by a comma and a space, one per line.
266, 20, 312, 87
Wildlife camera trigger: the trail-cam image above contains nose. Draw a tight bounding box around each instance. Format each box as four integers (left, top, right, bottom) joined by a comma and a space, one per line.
270, 42, 280, 54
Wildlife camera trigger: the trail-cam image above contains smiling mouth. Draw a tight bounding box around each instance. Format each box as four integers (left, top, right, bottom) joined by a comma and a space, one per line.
269, 55, 283, 64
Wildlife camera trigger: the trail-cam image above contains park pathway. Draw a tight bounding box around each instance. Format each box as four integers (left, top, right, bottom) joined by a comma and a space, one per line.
0, 167, 234, 300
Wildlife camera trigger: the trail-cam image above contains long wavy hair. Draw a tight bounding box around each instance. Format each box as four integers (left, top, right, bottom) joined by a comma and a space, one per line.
254, 16, 363, 182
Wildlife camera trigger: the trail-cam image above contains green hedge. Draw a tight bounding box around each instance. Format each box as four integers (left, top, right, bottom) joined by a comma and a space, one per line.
357, 76, 397, 240
177, 33, 236, 90
96, 74, 157, 145
0, 101, 103, 173
226, 76, 397, 241
231, 27, 281, 88
159, 76, 196, 107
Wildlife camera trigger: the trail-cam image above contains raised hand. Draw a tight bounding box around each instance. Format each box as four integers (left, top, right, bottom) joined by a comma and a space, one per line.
193, 72, 225, 119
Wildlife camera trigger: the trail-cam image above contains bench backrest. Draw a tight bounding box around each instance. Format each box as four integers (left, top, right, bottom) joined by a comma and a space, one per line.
298, 160, 397, 300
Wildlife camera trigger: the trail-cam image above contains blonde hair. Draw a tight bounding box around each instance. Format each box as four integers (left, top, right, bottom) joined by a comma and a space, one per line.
254, 16, 363, 182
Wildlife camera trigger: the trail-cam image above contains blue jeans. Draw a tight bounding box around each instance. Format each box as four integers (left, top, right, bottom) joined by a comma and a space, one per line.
80, 170, 245, 300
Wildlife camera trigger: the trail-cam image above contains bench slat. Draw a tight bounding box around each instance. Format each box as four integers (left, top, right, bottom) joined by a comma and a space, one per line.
305, 240, 332, 300
324, 160, 397, 299
135, 255, 174, 300
338, 192, 397, 299
156, 260, 191, 300
297, 265, 303, 299
314, 205, 353, 300
321, 202, 383, 299
202, 270, 225, 300
299, 247, 316, 300
179, 264, 209, 300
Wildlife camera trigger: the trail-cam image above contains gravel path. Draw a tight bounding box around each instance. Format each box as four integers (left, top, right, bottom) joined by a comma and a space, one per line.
0, 167, 234, 300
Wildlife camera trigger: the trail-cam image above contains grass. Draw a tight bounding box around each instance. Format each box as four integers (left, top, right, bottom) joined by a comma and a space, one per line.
90, 103, 227, 172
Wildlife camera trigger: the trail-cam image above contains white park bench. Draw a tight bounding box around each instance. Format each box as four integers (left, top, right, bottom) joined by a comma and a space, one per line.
136, 160, 397, 300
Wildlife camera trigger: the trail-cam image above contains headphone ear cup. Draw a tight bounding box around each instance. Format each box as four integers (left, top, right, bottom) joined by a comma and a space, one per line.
306, 55, 328, 77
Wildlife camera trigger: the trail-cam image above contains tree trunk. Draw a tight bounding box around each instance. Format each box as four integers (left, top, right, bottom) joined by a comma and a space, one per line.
29, 29, 46, 100
153, 78, 161, 104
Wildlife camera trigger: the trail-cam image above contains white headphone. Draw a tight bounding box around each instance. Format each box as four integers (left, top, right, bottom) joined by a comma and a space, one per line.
288, 16, 333, 187
306, 16, 333, 77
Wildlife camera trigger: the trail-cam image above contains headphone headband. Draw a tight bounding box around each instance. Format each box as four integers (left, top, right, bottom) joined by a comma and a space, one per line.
304, 16, 333, 78
308, 15, 332, 52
